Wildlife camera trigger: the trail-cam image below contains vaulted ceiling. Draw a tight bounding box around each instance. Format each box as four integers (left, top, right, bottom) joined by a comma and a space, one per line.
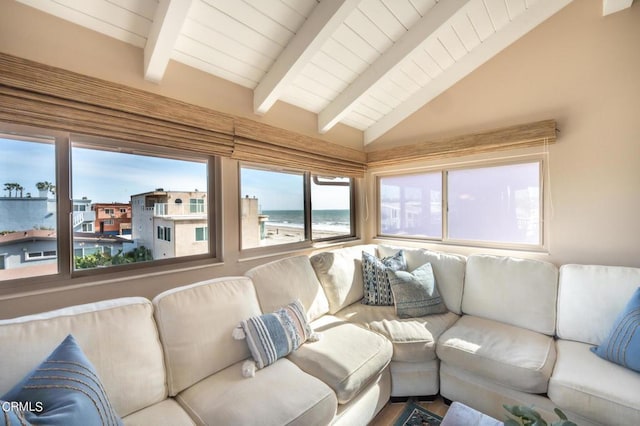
16, 0, 633, 144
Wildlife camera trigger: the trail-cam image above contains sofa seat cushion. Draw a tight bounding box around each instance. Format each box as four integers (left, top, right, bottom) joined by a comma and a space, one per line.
288, 315, 392, 404
437, 316, 556, 393
337, 303, 459, 363
549, 340, 640, 426
123, 399, 195, 426
177, 358, 336, 426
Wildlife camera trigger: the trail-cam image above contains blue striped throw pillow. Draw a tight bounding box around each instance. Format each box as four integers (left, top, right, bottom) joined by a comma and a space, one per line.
1, 334, 122, 426
591, 287, 640, 373
241, 300, 312, 369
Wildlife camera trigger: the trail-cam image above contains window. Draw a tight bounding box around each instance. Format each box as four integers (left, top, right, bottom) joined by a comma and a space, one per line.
379, 173, 442, 239
448, 162, 541, 245
0, 134, 57, 282
378, 160, 542, 248
311, 177, 353, 240
240, 165, 354, 250
189, 198, 205, 213
157, 226, 172, 242
71, 138, 210, 271
81, 223, 93, 232
195, 227, 208, 241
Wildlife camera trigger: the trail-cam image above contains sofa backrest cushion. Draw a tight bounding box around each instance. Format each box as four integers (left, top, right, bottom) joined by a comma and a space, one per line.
310, 245, 377, 314
0, 297, 166, 418
378, 245, 466, 315
246, 255, 329, 321
557, 264, 640, 345
462, 255, 558, 335
153, 276, 261, 396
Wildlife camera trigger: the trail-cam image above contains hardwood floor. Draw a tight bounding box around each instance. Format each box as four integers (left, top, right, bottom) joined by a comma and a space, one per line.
369, 396, 449, 425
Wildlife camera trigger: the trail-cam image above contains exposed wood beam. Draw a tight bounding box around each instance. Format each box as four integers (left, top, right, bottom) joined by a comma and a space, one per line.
367, 120, 557, 167
144, 0, 193, 83
603, 0, 634, 15
364, 0, 573, 145
317, 0, 470, 135
253, 0, 360, 115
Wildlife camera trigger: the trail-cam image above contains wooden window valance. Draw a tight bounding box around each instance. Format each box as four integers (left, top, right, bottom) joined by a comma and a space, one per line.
232, 118, 366, 178
367, 120, 557, 167
0, 54, 235, 157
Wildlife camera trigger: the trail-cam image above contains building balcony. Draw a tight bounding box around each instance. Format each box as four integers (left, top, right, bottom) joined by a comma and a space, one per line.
153, 203, 206, 217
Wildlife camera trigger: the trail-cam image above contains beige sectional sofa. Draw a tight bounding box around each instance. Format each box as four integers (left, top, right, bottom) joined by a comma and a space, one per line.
1, 244, 639, 425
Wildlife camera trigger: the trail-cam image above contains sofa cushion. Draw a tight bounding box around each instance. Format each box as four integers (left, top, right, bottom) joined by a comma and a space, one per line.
549, 340, 640, 426
337, 303, 459, 363
362, 250, 407, 306
590, 287, 640, 372
1, 334, 122, 426
240, 300, 312, 369
378, 245, 466, 314
462, 255, 558, 335
0, 297, 166, 418
310, 244, 377, 314
287, 315, 392, 404
153, 277, 261, 396
388, 263, 447, 318
176, 358, 336, 426
123, 399, 195, 426
557, 264, 640, 345
437, 315, 556, 393
246, 255, 330, 322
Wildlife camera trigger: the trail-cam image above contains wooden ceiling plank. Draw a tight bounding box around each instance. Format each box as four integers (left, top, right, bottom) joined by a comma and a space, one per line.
253, 0, 360, 115
317, 0, 469, 134
602, 0, 634, 15
144, 0, 193, 83
364, 0, 573, 145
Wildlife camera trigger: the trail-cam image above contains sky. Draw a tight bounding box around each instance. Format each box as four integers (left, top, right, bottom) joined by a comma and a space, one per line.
241, 168, 350, 211
2, 137, 351, 210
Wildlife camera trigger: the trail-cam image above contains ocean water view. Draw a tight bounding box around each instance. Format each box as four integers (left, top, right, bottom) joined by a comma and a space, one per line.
262, 209, 350, 233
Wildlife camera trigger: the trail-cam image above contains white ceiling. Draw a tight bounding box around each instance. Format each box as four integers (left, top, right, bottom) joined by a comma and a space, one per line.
16, 0, 633, 144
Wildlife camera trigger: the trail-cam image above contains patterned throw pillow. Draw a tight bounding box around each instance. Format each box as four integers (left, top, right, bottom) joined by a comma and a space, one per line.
362, 250, 407, 306
0, 334, 122, 426
387, 263, 447, 318
591, 287, 640, 373
240, 300, 312, 369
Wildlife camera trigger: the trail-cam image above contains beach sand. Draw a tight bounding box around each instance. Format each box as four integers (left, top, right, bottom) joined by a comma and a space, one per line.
262, 224, 345, 245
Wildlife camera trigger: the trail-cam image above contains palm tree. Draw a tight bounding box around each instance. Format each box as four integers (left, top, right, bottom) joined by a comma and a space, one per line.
16, 184, 24, 198
3, 183, 20, 197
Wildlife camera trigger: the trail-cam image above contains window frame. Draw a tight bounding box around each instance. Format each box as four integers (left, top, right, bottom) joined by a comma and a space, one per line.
0, 122, 222, 292
376, 157, 545, 251
238, 163, 357, 255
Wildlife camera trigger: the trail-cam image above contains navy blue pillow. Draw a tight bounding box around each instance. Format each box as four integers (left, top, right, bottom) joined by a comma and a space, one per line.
1, 335, 122, 426
362, 250, 407, 306
591, 287, 640, 373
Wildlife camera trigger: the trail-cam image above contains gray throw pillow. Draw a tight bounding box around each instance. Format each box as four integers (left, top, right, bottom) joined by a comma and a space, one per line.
387, 263, 447, 318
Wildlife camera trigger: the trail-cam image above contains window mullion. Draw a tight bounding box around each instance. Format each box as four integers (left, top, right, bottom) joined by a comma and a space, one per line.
442, 170, 449, 243
304, 172, 312, 241
57, 134, 72, 278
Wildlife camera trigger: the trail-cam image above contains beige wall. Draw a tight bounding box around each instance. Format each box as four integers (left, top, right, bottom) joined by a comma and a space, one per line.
0, 0, 638, 318
367, 0, 640, 269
